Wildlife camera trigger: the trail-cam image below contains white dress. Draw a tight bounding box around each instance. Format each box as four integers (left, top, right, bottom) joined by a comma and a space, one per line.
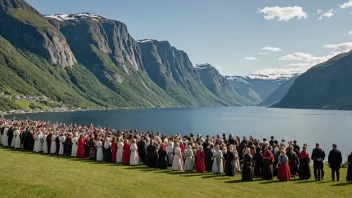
167, 146, 174, 165
59, 136, 66, 155
38, 132, 44, 152
43, 134, 48, 153
14, 130, 21, 149
33, 133, 40, 152
116, 142, 124, 163
212, 150, 224, 174
184, 149, 194, 171
172, 147, 183, 170
2, 128, 8, 146
71, 137, 78, 157
96, 141, 103, 162
130, 143, 139, 166
50, 135, 57, 154
11, 130, 15, 147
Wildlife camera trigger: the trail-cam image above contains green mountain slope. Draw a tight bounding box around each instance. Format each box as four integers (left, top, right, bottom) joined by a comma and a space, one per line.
274, 52, 352, 110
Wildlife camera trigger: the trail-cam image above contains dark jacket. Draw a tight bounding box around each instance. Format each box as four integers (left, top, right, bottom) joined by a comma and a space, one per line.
311, 148, 325, 162
328, 149, 342, 169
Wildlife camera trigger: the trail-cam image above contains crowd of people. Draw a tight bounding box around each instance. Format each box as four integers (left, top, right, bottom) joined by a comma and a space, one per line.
1, 118, 352, 183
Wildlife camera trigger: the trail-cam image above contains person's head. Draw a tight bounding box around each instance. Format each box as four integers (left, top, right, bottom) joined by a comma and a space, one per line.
187, 145, 192, 150
124, 139, 129, 144
215, 145, 220, 151
302, 146, 307, 152
255, 146, 261, 153
245, 148, 251, 155
271, 136, 274, 140
316, 143, 320, 148
333, 144, 337, 150
280, 150, 286, 155
198, 145, 203, 151
267, 146, 272, 151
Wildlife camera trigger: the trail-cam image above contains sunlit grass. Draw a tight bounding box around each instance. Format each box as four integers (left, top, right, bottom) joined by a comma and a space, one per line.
0, 147, 351, 198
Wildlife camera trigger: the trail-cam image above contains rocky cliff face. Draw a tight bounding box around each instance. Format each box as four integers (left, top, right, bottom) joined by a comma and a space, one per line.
274, 52, 352, 110
138, 40, 228, 106
0, 0, 76, 67
195, 64, 248, 105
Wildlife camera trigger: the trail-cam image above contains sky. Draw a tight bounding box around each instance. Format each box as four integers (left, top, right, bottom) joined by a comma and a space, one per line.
27, 0, 352, 76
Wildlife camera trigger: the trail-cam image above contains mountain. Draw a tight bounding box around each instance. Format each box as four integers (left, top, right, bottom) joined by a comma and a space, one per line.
137, 39, 232, 106
274, 52, 352, 110
195, 64, 248, 105
259, 75, 298, 107
226, 75, 290, 105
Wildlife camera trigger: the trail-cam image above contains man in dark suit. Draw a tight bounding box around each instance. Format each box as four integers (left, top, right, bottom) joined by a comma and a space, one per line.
328, 144, 343, 181
311, 143, 326, 181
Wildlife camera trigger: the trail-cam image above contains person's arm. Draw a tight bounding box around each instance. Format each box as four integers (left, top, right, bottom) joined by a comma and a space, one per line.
328, 151, 332, 164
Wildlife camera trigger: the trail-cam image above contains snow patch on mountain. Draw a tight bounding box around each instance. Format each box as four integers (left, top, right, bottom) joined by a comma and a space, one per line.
45, 13, 101, 22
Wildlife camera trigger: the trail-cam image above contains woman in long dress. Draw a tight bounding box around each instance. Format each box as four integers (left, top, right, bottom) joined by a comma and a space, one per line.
33, 132, 41, 152
233, 146, 241, 172
277, 149, 291, 181
184, 145, 194, 171
212, 145, 224, 174
71, 133, 78, 157
298, 146, 311, 180
195, 145, 206, 173
286, 145, 299, 177
172, 142, 183, 171
95, 138, 104, 162
263, 146, 274, 180
58, 133, 66, 155
88, 136, 96, 160
130, 139, 139, 166
43, 132, 48, 153
50, 133, 57, 154
14, 128, 21, 149
242, 148, 253, 181
111, 137, 118, 163
253, 146, 263, 178
2, 127, 8, 146
116, 139, 124, 163
157, 143, 168, 169
64, 133, 73, 156
122, 139, 130, 165
76, 134, 86, 158
225, 145, 235, 176
347, 151, 352, 182
166, 142, 174, 167
103, 137, 112, 162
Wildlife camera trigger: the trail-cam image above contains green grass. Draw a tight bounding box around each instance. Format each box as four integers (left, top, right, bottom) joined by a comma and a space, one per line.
0, 147, 351, 198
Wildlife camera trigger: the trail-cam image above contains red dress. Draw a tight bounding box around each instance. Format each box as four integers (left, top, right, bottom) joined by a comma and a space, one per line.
111, 142, 118, 163
180, 144, 185, 154
277, 155, 291, 181
122, 143, 130, 165
195, 150, 205, 173
76, 138, 86, 158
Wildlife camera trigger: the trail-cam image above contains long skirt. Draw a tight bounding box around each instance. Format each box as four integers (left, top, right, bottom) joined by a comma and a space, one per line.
347, 164, 352, 182
89, 147, 96, 160
278, 162, 291, 181
299, 159, 311, 180
262, 160, 273, 180
242, 164, 253, 181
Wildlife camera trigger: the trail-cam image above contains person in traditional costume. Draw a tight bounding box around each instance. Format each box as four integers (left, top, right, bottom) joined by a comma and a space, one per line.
88, 136, 96, 160
50, 132, 57, 154
154, 143, 160, 168
263, 146, 274, 180
130, 138, 139, 166
328, 144, 342, 181
287, 145, 299, 177
298, 146, 311, 180
71, 133, 78, 157
58, 133, 66, 155
111, 137, 118, 163
46, 131, 52, 153
43, 132, 48, 153
33, 131, 41, 152
76, 134, 86, 158
146, 141, 156, 167
157, 143, 168, 169
242, 148, 253, 181
103, 137, 112, 162
212, 145, 223, 174
64, 133, 73, 156
311, 143, 325, 181
14, 127, 21, 149
96, 138, 103, 162
2, 126, 8, 146
55, 134, 60, 155
253, 146, 263, 178
233, 146, 241, 172
122, 139, 130, 165
137, 136, 146, 163
166, 141, 174, 167
184, 145, 194, 171
116, 138, 124, 163
272, 146, 280, 176
204, 143, 213, 172
8, 126, 14, 148
195, 145, 205, 173
347, 151, 352, 182
278, 149, 291, 181
172, 142, 183, 171
225, 145, 235, 176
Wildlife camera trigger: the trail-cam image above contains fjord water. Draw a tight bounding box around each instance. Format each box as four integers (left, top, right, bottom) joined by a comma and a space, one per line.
11, 107, 352, 158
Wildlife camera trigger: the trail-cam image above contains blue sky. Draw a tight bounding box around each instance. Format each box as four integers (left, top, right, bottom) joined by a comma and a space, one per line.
27, 0, 352, 76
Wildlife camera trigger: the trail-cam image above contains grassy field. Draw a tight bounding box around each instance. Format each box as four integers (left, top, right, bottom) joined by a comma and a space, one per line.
0, 147, 351, 198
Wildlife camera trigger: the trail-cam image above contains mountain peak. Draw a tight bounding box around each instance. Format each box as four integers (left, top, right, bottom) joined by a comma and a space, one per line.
195, 63, 213, 70
45, 12, 102, 22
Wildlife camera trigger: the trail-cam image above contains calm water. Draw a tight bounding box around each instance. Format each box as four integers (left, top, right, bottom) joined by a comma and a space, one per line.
8, 107, 352, 159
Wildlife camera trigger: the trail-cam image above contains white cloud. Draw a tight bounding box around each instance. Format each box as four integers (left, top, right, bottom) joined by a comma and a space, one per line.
340, 0, 352, 8
261, 47, 281, 52
279, 52, 329, 62
348, 31, 352, 35
322, 42, 352, 53
318, 9, 335, 20
285, 62, 314, 67
244, 57, 257, 60
258, 52, 268, 55
258, 6, 308, 21
317, 9, 323, 14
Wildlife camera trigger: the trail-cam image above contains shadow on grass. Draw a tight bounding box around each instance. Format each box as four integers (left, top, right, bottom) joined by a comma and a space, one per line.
331, 182, 352, 187
259, 180, 280, 184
